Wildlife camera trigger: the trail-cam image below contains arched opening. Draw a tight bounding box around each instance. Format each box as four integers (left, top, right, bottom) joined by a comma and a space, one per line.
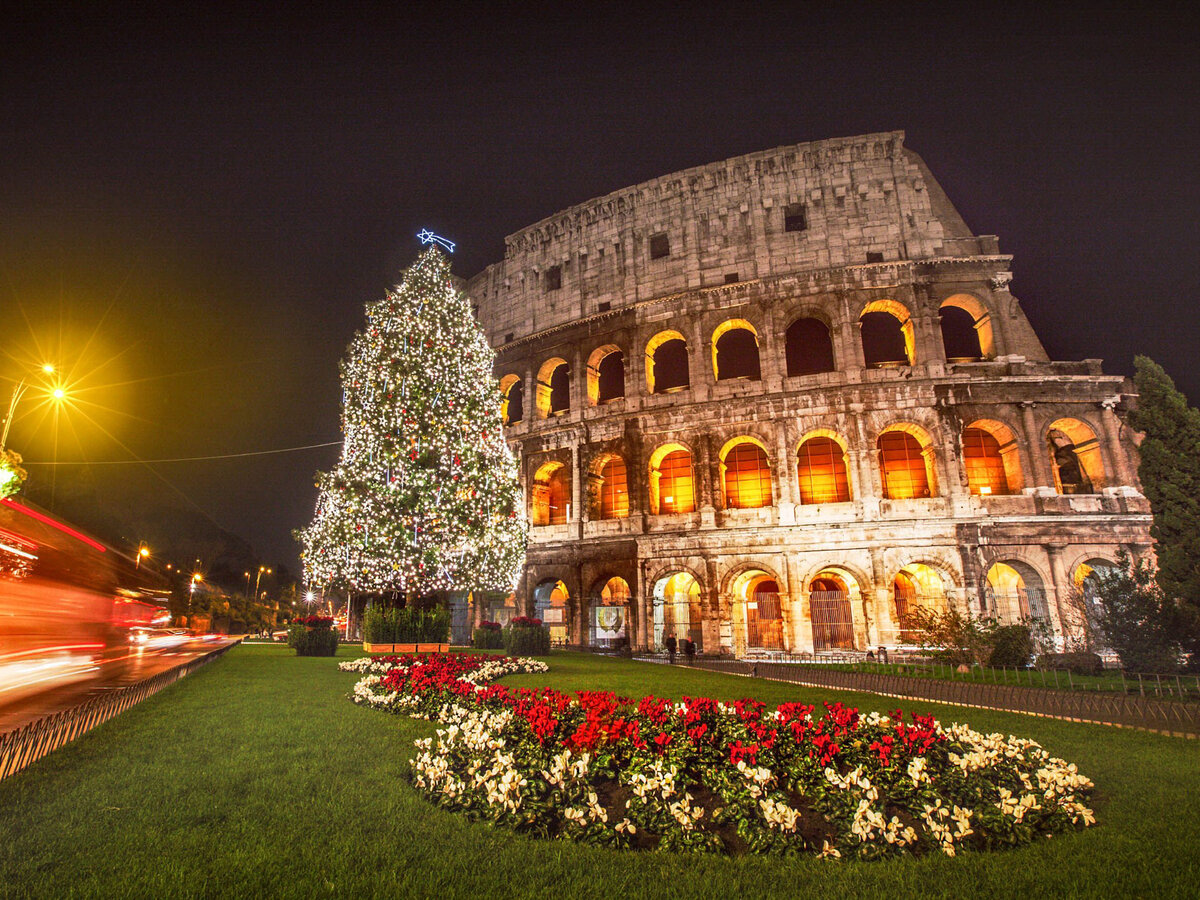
648, 444, 696, 515
646, 331, 689, 394
984, 561, 1048, 623
531, 461, 570, 526
735, 572, 784, 651
592, 455, 629, 520
796, 434, 852, 504
940, 294, 994, 361
536, 358, 571, 418
877, 427, 936, 499
589, 576, 631, 651
891, 563, 948, 643
499, 375, 523, 425
586, 345, 625, 405
533, 579, 570, 645
652, 571, 703, 650
721, 438, 772, 509
785, 317, 835, 377
1074, 557, 1119, 647
485, 592, 518, 628
1047, 418, 1104, 494
860, 300, 915, 368
808, 569, 859, 651
712, 319, 761, 381
962, 420, 1022, 495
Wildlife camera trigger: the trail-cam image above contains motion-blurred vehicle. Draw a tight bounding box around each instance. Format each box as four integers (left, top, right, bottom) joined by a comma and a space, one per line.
0, 496, 172, 704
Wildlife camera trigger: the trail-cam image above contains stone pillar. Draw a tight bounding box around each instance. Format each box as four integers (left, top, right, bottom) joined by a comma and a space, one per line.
868, 546, 887, 648
1100, 399, 1133, 488
570, 440, 583, 537
774, 419, 796, 524
1043, 542, 1072, 646
636, 559, 650, 651
1020, 402, 1054, 489
699, 432, 718, 528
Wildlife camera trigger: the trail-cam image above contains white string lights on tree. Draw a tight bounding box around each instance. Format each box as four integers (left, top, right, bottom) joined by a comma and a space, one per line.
297, 245, 527, 595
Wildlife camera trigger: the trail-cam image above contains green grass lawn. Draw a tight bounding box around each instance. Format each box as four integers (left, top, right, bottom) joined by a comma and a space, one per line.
1, 645, 1197, 899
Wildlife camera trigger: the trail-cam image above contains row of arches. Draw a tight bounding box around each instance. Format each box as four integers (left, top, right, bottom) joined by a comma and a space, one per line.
513, 554, 1118, 654
528, 417, 1105, 524
501, 295, 996, 422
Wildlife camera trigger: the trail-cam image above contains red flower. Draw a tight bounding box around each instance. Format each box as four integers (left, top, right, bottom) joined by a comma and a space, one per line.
728, 740, 758, 765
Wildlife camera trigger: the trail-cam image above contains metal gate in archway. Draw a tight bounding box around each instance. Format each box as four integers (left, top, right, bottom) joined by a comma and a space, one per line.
809, 591, 854, 650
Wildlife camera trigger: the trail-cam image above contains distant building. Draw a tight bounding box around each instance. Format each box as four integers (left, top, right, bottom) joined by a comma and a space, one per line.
466, 131, 1151, 656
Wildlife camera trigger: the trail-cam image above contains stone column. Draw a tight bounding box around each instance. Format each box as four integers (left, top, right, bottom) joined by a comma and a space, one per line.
774, 419, 796, 524
1100, 399, 1133, 488
1020, 402, 1054, 489
1043, 542, 1072, 646
570, 440, 583, 537
636, 559, 650, 651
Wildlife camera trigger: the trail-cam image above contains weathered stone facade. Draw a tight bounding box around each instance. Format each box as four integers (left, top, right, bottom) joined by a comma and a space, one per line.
465, 131, 1151, 657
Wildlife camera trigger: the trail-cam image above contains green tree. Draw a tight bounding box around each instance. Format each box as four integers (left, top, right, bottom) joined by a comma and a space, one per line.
298, 246, 526, 597
1128, 356, 1200, 664
1092, 552, 1184, 673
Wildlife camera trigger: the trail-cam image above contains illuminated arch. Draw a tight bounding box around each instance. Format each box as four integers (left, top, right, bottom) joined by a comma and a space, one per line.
860, 299, 915, 367
730, 567, 784, 651
877, 424, 938, 499
719, 436, 772, 509
940, 293, 994, 361
651, 571, 703, 649
499, 374, 524, 425
891, 562, 949, 642
648, 442, 696, 515
785, 316, 836, 377
962, 419, 1022, 495
1047, 417, 1105, 493
535, 357, 570, 418
984, 560, 1049, 623
532, 578, 571, 644
589, 576, 631, 650
589, 452, 629, 520
645, 330, 689, 394
796, 431, 852, 505
807, 567, 861, 651
1073, 556, 1120, 644
711, 318, 760, 382
531, 460, 570, 526
586, 344, 625, 405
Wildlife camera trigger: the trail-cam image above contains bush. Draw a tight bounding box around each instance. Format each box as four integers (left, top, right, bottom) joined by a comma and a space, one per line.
363, 605, 450, 643
1037, 651, 1104, 676
473, 621, 503, 649
288, 621, 339, 657
988, 624, 1034, 667
502, 617, 550, 656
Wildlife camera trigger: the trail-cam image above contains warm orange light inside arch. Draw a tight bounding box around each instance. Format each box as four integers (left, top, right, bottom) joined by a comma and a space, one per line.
796, 436, 851, 504
649, 444, 695, 515
721, 440, 772, 509
877, 428, 935, 499
532, 461, 570, 526
597, 456, 629, 519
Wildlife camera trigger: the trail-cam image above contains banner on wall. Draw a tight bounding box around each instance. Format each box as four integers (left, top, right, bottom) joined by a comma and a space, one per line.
541, 608, 565, 625
592, 606, 625, 637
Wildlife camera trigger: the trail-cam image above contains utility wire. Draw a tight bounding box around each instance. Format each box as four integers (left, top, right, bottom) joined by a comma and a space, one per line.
21, 440, 342, 465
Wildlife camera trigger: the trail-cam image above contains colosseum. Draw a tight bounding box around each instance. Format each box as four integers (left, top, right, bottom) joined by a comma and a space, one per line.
463, 131, 1152, 658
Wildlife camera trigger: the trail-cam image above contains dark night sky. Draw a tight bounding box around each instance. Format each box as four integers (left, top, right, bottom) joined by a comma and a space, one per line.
2, 3, 1198, 574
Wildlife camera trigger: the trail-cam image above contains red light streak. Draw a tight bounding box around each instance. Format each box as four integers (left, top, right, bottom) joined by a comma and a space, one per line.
0, 498, 107, 553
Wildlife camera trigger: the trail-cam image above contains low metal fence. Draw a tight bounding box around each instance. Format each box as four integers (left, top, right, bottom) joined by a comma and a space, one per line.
679, 657, 1200, 738
0, 641, 239, 781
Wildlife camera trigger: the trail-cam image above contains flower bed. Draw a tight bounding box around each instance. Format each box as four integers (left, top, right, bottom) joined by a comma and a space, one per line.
342, 654, 1095, 859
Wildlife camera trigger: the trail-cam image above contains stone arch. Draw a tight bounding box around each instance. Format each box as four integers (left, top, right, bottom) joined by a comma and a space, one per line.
784, 316, 836, 377
1071, 555, 1120, 646
962, 418, 1023, 495
536, 357, 570, 418
647, 441, 696, 515
586, 344, 625, 405
530, 459, 569, 526
719, 435, 773, 509
1047, 417, 1105, 493
650, 570, 704, 650
645, 330, 690, 394
499, 374, 524, 425
806, 566, 863, 651
725, 562, 786, 653
983, 559, 1049, 623
532, 578, 571, 644
711, 318, 761, 382
890, 562, 951, 643
796, 429, 853, 504
876, 423, 938, 499
940, 293, 995, 361
587, 575, 632, 650
588, 450, 629, 520
859, 298, 915, 367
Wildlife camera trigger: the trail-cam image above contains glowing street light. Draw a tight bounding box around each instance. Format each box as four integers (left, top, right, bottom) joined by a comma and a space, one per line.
1, 363, 59, 452
135, 543, 151, 569
255, 565, 272, 599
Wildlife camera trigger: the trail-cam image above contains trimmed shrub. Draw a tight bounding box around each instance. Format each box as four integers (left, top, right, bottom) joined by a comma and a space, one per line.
288, 620, 339, 657
502, 617, 550, 656
473, 621, 503, 649
363, 605, 450, 643
1037, 651, 1104, 676
988, 624, 1034, 667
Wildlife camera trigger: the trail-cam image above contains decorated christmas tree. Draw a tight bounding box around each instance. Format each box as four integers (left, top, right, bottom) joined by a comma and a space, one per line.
299, 243, 526, 597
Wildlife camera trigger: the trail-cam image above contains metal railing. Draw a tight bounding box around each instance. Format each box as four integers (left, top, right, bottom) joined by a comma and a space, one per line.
0, 641, 239, 782
678, 657, 1200, 738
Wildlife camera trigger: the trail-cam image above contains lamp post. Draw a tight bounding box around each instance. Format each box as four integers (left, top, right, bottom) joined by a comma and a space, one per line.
255, 565, 272, 600
1, 363, 57, 452
135, 543, 150, 569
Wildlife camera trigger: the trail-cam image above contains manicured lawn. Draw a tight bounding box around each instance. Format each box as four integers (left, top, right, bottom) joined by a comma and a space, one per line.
1, 645, 1197, 899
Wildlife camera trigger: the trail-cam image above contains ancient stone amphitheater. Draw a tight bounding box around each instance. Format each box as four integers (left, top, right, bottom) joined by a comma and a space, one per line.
464, 131, 1151, 657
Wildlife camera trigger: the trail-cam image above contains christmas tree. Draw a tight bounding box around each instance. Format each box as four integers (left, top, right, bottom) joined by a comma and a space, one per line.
299, 245, 526, 597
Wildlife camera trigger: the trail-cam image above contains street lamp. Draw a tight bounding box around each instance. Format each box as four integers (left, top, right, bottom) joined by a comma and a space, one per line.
135, 543, 150, 569
1, 363, 58, 452
255, 565, 272, 599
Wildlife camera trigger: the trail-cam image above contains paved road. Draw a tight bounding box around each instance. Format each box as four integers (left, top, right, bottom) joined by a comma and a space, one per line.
0, 638, 239, 735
